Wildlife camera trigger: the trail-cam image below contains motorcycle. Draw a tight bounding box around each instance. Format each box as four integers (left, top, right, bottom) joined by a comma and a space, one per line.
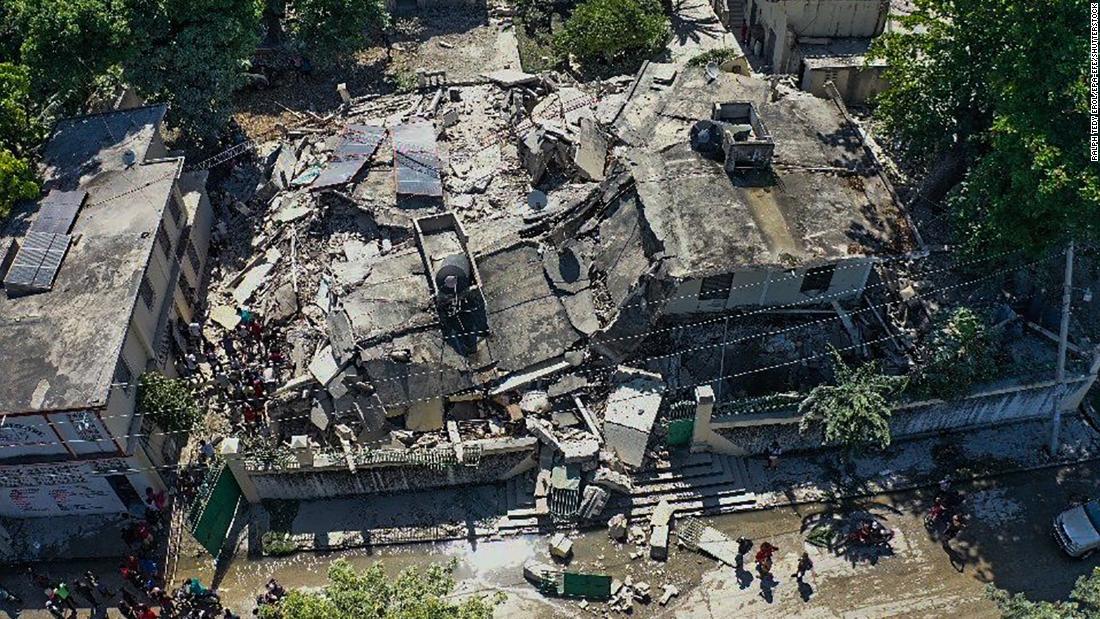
846, 521, 895, 546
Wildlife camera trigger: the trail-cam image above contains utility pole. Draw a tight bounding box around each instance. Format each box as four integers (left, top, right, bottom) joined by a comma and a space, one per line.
1049, 240, 1075, 455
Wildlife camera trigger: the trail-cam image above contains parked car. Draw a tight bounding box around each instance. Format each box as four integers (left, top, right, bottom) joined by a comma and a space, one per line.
1053, 499, 1100, 557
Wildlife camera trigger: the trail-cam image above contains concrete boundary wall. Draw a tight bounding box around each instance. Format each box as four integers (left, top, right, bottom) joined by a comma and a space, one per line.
693, 374, 1097, 456
226, 437, 537, 502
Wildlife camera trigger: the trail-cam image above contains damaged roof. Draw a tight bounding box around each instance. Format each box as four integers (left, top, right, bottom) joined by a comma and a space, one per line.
0, 106, 180, 413
614, 64, 917, 279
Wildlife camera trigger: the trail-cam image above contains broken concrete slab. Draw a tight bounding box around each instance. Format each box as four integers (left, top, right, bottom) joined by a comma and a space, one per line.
578, 484, 609, 519
272, 202, 312, 224
659, 585, 679, 605
591, 467, 634, 494
608, 513, 628, 541
561, 287, 600, 335
232, 252, 280, 305
483, 69, 539, 87
649, 525, 669, 560
603, 367, 665, 469
209, 305, 241, 330
308, 344, 341, 386
650, 499, 674, 528
573, 117, 607, 181
269, 283, 299, 323
549, 533, 574, 560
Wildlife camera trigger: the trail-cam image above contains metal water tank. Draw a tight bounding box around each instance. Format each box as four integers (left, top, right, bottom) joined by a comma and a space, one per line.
435, 253, 471, 295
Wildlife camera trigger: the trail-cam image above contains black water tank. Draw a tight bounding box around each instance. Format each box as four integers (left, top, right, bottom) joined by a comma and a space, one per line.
435, 253, 471, 295
690, 120, 725, 158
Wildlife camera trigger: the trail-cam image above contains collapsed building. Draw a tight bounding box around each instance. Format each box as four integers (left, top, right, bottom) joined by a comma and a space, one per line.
206, 59, 935, 523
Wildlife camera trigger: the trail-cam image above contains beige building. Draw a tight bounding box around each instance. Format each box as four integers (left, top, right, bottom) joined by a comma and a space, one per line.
0, 105, 212, 524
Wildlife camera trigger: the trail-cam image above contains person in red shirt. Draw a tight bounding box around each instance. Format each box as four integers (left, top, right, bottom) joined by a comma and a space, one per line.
755, 542, 778, 574
137, 603, 158, 619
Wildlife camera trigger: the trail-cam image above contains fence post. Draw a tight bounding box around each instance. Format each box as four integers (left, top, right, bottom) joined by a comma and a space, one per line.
220, 437, 261, 505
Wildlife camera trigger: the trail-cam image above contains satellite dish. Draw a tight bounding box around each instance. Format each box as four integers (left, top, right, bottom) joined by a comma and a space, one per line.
705, 62, 720, 83
527, 189, 548, 211
122, 149, 137, 167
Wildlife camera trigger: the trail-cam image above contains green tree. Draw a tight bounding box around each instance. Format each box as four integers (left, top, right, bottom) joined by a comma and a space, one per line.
259, 559, 503, 619
288, 0, 390, 67
9, 0, 131, 106
138, 371, 202, 433
0, 62, 42, 155
911, 307, 997, 400
798, 350, 907, 451
555, 0, 669, 64
0, 149, 39, 221
869, 0, 1099, 254
989, 567, 1100, 618
125, 0, 263, 142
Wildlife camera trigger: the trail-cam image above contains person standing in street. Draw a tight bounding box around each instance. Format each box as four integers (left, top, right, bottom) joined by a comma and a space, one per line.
793, 552, 814, 581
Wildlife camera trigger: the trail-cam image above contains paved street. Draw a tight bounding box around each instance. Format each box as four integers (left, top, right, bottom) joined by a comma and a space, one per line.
183, 460, 1100, 619
6, 459, 1100, 618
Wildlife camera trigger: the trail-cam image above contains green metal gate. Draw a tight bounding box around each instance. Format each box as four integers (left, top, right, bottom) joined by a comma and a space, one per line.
561, 572, 612, 600
187, 464, 242, 558
666, 399, 695, 447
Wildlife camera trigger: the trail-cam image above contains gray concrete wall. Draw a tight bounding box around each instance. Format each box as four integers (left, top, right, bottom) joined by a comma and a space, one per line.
801, 64, 888, 104
246, 447, 536, 501
747, 0, 889, 72
663, 258, 873, 314
704, 376, 1094, 455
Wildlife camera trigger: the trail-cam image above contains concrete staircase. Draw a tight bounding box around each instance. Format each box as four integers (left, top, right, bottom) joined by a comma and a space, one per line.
494, 453, 758, 535
497, 472, 543, 535
728, 0, 746, 28
614, 452, 757, 522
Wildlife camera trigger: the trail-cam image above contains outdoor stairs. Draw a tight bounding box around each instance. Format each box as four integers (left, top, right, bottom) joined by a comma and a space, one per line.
727, 0, 746, 28
494, 453, 757, 536
496, 472, 543, 536
616, 452, 757, 522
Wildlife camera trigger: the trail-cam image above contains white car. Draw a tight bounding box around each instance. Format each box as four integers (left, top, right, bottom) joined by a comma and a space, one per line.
1053, 500, 1100, 557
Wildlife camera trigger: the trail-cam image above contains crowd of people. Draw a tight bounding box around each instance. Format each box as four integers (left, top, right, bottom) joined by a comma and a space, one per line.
180, 309, 290, 438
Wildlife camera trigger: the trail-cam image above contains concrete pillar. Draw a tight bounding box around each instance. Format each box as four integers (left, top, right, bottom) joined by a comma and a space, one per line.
220, 437, 261, 505
691, 385, 746, 456
289, 435, 313, 467
692, 385, 715, 448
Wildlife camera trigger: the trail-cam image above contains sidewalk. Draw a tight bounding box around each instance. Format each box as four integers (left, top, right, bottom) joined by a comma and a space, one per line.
744, 415, 1100, 509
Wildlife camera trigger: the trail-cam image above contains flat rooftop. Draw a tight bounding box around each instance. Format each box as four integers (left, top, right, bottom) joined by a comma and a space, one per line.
0, 106, 179, 413
615, 64, 916, 279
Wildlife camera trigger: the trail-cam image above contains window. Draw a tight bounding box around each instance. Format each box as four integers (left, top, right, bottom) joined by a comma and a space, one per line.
155, 220, 172, 258
167, 195, 183, 225
175, 225, 191, 261
139, 273, 155, 309
185, 240, 200, 273
699, 273, 734, 301
801, 264, 836, 294
114, 359, 134, 394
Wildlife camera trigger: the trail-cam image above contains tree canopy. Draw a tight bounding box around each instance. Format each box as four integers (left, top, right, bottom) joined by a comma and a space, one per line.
798, 350, 907, 451
869, 0, 1099, 254
138, 371, 202, 434
989, 566, 1100, 618
910, 307, 998, 400
288, 0, 390, 68
555, 0, 669, 64
125, 0, 263, 141
258, 559, 502, 619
